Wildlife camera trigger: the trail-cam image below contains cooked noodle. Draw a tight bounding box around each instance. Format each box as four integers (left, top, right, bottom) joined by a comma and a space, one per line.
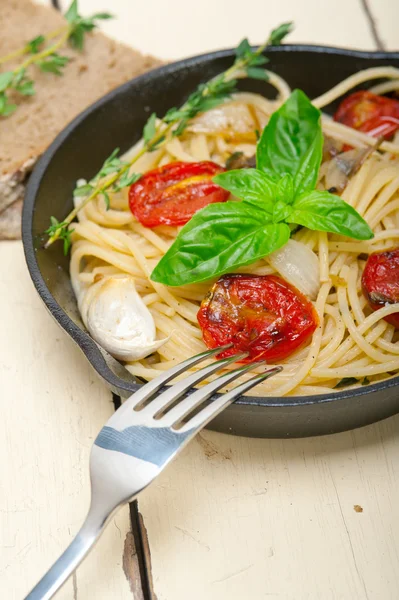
70, 68, 399, 396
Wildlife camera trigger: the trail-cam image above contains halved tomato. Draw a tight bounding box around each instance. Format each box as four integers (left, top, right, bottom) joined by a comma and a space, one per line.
334, 90, 399, 140
197, 274, 318, 363
362, 247, 399, 328
129, 161, 229, 227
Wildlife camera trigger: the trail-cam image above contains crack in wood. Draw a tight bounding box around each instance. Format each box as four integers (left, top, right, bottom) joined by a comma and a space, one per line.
212, 564, 254, 584
330, 475, 370, 600
122, 531, 145, 600
123, 505, 157, 600
138, 511, 158, 600
359, 0, 386, 51
72, 572, 78, 600
174, 525, 210, 551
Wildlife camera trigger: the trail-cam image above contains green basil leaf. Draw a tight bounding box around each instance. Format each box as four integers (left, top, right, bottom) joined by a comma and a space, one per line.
276, 173, 294, 204
288, 190, 374, 240
293, 128, 323, 196
213, 169, 276, 213
256, 89, 321, 182
151, 202, 289, 286
273, 201, 292, 223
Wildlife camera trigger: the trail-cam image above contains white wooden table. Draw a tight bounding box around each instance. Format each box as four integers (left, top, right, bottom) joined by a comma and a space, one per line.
1, 1, 399, 598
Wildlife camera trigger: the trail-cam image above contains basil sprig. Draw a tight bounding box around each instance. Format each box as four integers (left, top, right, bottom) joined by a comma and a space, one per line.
151, 90, 373, 287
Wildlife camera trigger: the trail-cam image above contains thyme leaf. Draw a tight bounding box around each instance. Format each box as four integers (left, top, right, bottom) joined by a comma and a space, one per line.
38, 53, 70, 76
26, 35, 46, 55
45, 217, 74, 255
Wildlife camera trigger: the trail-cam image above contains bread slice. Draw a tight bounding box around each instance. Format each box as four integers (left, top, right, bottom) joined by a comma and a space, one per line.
0, 0, 162, 238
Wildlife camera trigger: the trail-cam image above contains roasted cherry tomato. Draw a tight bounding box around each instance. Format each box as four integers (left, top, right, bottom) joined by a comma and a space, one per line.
197, 274, 318, 363
334, 91, 399, 140
362, 247, 399, 328
128, 161, 229, 227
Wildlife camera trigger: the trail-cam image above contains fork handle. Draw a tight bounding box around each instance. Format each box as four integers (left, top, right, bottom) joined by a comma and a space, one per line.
24, 502, 111, 600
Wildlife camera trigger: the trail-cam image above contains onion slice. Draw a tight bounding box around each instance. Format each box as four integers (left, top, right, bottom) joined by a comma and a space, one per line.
268, 239, 320, 300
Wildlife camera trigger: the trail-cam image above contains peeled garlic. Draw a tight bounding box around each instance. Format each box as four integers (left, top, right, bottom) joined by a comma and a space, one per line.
75, 274, 167, 361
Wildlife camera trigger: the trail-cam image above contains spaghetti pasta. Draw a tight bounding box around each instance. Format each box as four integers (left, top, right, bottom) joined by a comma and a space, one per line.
69, 68, 399, 397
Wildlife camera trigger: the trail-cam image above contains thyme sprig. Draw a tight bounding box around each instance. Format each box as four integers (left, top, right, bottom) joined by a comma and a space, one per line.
64, 0, 113, 50
0, 0, 112, 117
46, 217, 75, 256
0, 30, 64, 66
73, 148, 141, 210
45, 22, 293, 253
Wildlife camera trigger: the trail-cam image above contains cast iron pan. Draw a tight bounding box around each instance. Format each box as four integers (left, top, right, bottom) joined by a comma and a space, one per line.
22, 44, 399, 438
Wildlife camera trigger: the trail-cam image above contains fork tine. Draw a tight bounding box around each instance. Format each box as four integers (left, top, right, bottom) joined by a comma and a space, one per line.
138, 351, 247, 417
177, 366, 283, 434
159, 360, 266, 424
107, 345, 232, 420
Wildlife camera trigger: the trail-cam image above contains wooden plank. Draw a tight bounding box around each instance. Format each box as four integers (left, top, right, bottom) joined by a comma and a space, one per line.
0, 242, 137, 599
51, 0, 375, 58
138, 421, 399, 599
366, 0, 399, 51
5, 3, 397, 599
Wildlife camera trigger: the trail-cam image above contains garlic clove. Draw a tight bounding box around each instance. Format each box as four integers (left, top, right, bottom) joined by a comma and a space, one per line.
84, 274, 167, 361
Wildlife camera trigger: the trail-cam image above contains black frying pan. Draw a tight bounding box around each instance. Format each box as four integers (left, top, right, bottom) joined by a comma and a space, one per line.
22, 44, 399, 438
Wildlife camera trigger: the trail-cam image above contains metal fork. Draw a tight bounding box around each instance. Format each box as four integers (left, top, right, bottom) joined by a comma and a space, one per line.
25, 347, 281, 599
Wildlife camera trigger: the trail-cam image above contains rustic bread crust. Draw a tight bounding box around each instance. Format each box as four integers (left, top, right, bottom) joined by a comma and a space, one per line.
0, 0, 162, 238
